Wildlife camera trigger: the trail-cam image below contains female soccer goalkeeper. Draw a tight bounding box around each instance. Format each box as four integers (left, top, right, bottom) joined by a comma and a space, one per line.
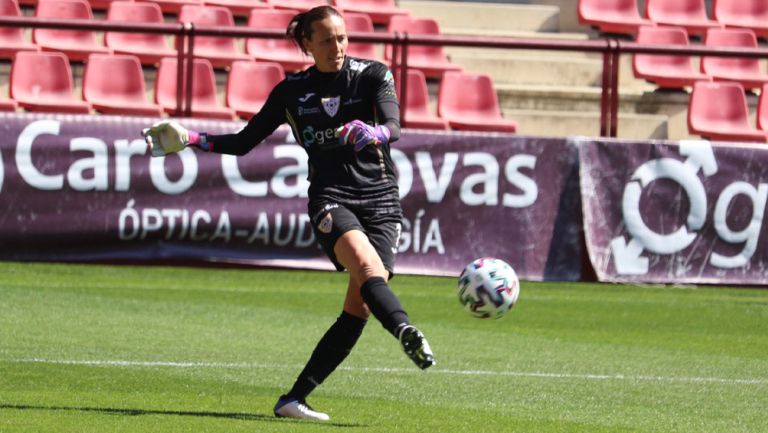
143, 5, 435, 422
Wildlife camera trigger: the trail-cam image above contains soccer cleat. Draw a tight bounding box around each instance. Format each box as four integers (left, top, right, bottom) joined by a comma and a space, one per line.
397, 325, 436, 370
274, 396, 330, 421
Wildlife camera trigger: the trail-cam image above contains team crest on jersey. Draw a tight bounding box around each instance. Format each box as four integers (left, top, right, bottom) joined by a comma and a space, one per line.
318, 212, 333, 234
321, 96, 340, 117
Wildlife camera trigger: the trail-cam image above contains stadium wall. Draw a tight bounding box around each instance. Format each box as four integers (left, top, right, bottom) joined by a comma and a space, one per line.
1, 113, 765, 285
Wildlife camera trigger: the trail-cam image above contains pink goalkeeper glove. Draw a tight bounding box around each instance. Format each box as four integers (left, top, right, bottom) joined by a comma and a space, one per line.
338, 120, 391, 152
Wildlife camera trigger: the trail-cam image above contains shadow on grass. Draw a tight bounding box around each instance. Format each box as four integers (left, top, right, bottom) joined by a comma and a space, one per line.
0, 404, 365, 428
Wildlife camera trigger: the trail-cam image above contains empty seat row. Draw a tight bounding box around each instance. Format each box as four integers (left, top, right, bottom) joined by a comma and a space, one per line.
1, 0, 310, 66
177, 5, 462, 77
633, 26, 768, 90
579, 0, 768, 37
15, 0, 409, 21
9, 49, 768, 141
404, 69, 517, 132
688, 81, 768, 142
1, 50, 517, 133
1, 51, 273, 118
2, 0, 462, 78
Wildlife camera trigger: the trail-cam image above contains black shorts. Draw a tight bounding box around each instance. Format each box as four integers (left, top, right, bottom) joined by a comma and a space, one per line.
309, 200, 403, 276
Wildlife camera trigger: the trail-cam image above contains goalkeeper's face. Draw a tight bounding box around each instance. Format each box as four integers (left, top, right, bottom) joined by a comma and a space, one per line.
303, 15, 348, 73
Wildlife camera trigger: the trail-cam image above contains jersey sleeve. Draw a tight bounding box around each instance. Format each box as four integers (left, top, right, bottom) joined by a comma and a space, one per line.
368, 63, 401, 142
205, 82, 288, 156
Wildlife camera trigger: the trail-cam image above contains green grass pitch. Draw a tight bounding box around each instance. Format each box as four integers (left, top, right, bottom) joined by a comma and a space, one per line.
1, 261, 767, 433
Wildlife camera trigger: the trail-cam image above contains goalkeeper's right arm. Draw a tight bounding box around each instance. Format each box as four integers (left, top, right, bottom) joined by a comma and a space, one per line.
142, 120, 210, 157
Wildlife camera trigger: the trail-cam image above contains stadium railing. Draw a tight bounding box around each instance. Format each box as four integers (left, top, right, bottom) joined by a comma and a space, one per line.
2, 14, 768, 138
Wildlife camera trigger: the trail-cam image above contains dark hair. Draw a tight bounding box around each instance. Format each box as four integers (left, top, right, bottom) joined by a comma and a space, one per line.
286, 5, 343, 54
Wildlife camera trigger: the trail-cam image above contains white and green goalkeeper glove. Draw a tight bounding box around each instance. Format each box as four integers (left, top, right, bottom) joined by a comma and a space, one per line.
142, 120, 190, 157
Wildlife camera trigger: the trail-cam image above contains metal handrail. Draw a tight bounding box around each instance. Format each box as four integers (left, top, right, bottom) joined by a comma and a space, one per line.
2, 15, 768, 137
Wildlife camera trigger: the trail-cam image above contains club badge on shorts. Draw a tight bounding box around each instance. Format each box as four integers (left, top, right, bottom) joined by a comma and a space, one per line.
321, 96, 340, 117
318, 212, 333, 234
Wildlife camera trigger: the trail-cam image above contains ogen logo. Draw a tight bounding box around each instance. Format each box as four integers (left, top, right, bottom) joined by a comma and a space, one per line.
301, 126, 342, 149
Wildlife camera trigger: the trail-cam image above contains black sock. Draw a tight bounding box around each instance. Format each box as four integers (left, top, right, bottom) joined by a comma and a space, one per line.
286, 311, 367, 401
360, 276, 410, 337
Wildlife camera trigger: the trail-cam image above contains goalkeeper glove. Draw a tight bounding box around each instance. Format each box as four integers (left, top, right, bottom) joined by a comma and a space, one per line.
337, 120, 390, 152
142, 120, 209, 157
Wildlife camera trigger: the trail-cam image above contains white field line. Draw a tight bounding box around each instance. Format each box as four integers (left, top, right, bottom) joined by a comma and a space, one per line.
8, 357, 768, 386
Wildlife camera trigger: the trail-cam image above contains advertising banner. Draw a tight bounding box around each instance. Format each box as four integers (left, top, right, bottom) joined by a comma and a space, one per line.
580, 138, 768, 284
0, 113, 583, 281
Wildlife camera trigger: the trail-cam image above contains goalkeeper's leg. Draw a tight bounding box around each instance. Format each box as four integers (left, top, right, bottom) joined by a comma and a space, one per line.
275, 301, 367, 421
334, 230, 435, 369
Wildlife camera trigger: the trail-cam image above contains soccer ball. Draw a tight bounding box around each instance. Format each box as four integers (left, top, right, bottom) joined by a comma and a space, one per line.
457, 258, 520, 319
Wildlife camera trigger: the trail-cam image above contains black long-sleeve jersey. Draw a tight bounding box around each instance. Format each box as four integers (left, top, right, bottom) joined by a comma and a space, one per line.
207, 56, 401, 202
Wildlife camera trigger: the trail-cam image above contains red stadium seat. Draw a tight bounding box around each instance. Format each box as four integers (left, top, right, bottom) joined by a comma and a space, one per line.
226, 60, 284, 119
88, 0, 131, 11
437, 71, 517, 133
332, 0, 409, 26
758, 84, 768, 132
246, 9, 314, 73
645, 0, 721, 36
578, 0, 654, 35
0, 0, 39, 59
105, 1, 177, 65
155, 57, 236, 119
713, 0, 768, 39
386, 16, 462, 79
149, 0, 201, 14
343, 12, 379, 61
83, 53, 164, 116
203, 0, 270, 17
633, 26, 711, 89
402, 69, 448, 130
10, 51, 91, 113
33, 0, 112, 61
688, 81, 767, 142
177, 5, 251, 68
264, 0, 324, 13
701, 28, 768, 91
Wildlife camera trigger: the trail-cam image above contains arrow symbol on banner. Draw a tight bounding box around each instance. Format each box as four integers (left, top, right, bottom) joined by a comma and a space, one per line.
679, 140, 717, 177
610, 236, 649, 275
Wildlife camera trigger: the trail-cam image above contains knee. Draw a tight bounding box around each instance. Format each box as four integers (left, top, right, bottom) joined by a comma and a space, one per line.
355, 258, 386, 282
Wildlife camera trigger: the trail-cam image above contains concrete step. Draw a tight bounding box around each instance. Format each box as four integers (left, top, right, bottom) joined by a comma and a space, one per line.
437, 27, 590, 39
401, 0, 561, 33
444, 40, 655, 89
443, 34, 594, 63
495, 83, 646, 112
528, 0, 598, 33
449, 53, 603, 86
504, 109, 669, 139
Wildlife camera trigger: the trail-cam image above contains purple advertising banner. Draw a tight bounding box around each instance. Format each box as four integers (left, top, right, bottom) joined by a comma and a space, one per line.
0, 113, 582, 281
580, 137, 768, 284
